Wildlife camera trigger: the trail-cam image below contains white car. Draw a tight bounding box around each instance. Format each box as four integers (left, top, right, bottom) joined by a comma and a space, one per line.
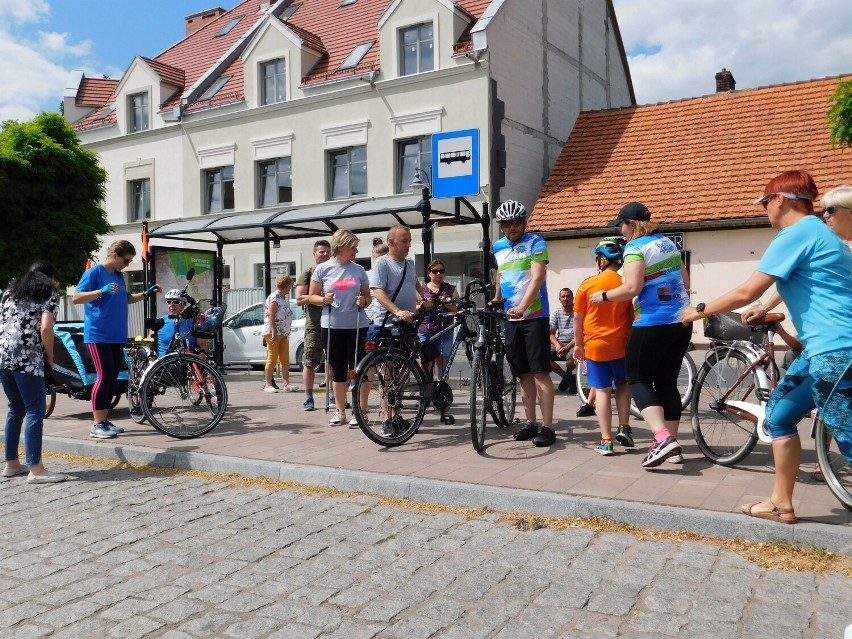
222, 302, 306, 370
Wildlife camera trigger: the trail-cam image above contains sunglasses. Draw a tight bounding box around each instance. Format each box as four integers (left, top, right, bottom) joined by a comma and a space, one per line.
822, 206, 846, 215
499, 219, 524, 227
756, 192, 814, 209
115, 254, 133, 266
166, 299, 185, 305
430, 269, 445, 275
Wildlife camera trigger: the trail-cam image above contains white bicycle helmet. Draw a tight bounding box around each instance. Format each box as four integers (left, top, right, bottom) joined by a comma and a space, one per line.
164, 289, 186, 302
494, 199, 529, 223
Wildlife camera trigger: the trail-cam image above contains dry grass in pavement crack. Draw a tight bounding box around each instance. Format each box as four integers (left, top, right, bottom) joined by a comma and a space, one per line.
43, 450, 852, 577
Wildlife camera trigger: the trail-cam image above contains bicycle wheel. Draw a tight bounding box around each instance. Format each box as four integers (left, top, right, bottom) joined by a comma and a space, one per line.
352, 349, 427, 447
814, 416, 852, 511
489, 349, 517, 427
140, 354, 228, 439
691, 349, 761, 465
679, 352, 697, 410
127, 348, 152, 424
576, 361, 642, 419
470, 348, 489, 452
45, 386, 56, 418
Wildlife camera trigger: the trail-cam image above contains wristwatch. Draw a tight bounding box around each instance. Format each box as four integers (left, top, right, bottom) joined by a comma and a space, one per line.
601, 291, 609, 302
696, 302, 708, 320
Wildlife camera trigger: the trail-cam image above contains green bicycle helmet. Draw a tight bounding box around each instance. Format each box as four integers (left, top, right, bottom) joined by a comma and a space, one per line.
592, 237, 624, 261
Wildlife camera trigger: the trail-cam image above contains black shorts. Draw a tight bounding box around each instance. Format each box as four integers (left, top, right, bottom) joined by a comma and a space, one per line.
503, 318, 550, 376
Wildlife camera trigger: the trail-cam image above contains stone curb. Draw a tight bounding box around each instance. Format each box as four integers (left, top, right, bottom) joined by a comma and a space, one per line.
44, 435, 852, 555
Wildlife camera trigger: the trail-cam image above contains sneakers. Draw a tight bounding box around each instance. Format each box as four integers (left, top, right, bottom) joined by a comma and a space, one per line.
348, 416, 360, 429
103, 421, 124, 434
382, 420, 396, 437
513, 421, 539, 441
329, 411, 343, 426
576, 403, 595, 417
667, 453, 684, 464
303, 396, 315, 411
263, 385, 278, 393
532, 426, 556, 447
281, 383, 299, 392
90, 422, 117, 439
595, 440, 615, 456
641, 436, 682, 468
615, 425, 635, 448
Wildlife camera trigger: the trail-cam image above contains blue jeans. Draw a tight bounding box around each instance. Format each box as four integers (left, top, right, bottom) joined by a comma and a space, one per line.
0, 369, 46, 465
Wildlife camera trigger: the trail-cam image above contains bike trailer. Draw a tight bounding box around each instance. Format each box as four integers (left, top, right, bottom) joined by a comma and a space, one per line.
51, 321, 128, 399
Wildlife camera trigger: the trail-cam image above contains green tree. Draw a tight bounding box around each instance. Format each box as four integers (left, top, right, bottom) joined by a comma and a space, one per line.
827, 78, 852, 148
0, 112, 110, 287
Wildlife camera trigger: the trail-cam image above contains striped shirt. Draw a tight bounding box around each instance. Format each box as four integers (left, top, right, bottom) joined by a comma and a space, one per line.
493, 232, 550, 321
623, 233, 687, 326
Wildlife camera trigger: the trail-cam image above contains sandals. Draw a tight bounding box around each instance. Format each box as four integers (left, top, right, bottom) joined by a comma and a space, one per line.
812, 468, 825, 483
740, 500, 797, 525
281, 383, 299, 392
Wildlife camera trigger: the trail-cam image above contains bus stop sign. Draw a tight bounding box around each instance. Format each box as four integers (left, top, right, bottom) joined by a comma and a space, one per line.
431, 129, 479, 199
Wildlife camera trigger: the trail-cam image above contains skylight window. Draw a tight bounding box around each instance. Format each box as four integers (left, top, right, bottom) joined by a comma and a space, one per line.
339, 41, 374, 70
281, 3, 301, 20
217, 16, 242, 36
97, 103, 116, 120
341, 0, 356, 5
199, 76, 231, 101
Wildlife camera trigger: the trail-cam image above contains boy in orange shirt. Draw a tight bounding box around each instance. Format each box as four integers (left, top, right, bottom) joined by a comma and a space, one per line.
573, 238, 634, 455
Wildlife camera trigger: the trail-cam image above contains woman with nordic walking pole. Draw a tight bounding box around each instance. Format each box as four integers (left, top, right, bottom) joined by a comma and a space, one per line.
308, 230, 371, 427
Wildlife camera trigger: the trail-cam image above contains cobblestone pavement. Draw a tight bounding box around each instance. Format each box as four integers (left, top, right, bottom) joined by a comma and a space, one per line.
1, 459, 850, 639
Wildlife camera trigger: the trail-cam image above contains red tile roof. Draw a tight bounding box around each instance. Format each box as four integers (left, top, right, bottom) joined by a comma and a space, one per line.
75, 0, 489, 130
532, 75, 852, 233
141, 57, 186, 88
76, 77, 119, 106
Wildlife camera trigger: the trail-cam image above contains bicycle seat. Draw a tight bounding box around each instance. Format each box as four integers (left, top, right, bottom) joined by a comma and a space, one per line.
745, 312, 785, 326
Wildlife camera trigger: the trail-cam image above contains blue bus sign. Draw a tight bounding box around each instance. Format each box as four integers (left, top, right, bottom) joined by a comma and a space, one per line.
431, 129, 479, 199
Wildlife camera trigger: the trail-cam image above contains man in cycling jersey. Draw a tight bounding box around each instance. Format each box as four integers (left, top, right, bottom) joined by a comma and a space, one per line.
156, 290, 206, 358
492, 200, 556, 447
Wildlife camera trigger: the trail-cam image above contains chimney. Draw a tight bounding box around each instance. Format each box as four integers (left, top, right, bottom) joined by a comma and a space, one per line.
715, 68, 736, 93
185, 8, 226, 36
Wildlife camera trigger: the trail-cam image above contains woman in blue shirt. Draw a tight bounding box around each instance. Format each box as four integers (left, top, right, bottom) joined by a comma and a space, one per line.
682, 170, 852, 524
72, 240, 158, 439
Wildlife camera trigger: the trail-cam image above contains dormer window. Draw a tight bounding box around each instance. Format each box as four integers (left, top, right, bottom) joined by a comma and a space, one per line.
261, 58, 286, 105
128, 92, 149, 132
400, 23, 433, 76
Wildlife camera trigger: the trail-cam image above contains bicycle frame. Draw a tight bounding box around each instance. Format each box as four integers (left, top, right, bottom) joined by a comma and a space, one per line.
704, 331, 777, 444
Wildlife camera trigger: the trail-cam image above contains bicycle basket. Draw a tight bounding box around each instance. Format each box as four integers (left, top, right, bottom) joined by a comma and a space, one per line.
703, 312, 765, 345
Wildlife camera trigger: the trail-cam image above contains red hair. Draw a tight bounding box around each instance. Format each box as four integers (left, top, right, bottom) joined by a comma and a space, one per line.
762, 170, 818, 213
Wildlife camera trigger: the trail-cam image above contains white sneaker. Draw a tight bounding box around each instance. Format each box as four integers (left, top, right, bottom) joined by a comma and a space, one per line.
667, 453, 684, 464
349, 416, 360, 429
329, 411, 343, 425
263, 386, 278, 393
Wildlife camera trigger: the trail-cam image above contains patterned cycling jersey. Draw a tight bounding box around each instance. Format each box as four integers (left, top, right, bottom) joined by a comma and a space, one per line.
623, 233, 687, 326
493, 232, 549, 321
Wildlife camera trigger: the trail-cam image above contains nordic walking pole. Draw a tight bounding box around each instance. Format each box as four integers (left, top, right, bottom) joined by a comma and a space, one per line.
324, 295, 332, 413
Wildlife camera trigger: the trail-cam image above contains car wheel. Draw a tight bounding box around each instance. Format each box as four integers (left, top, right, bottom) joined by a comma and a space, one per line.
295, 344, 304, 370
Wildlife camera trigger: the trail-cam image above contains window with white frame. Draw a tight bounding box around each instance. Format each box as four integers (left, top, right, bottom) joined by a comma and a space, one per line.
254, 261, 296, 290
329, 146, 367, 199
258, 157, 292, 207
260, 58, 286, 105
129, 179, 151, 222
397, 136, 432, 193
204, 166, 235, 213
128, 92, 149, 132
400, 23, 433, 76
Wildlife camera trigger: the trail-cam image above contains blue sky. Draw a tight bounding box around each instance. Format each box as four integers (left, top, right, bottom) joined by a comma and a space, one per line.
2, 0, 852, 121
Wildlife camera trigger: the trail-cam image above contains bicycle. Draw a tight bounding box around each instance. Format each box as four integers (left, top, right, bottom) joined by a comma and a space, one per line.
575, 350, 696, 419
690, 311, 852, 510
468, 297, 514, 453
132, 271, 229, 439
351, 281, 516, 447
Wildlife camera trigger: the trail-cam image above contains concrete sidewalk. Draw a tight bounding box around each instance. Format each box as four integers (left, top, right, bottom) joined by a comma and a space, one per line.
41, 370, 852, 553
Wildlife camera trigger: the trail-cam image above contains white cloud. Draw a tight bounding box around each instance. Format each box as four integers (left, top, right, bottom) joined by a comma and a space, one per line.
612, 0, 852, 104
37, 31, 92, 58
0, 1, 95, 121
0, 0, 50, 26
